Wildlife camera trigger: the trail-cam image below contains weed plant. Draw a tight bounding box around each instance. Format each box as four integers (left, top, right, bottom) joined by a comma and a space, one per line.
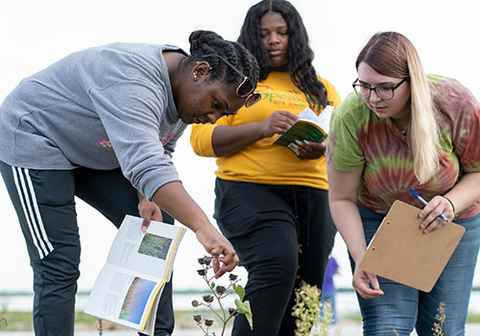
292, 281, 446, 336
191, 256, 253, 336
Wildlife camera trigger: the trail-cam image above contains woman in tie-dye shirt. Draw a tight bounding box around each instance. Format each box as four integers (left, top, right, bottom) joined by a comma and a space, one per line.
326, 31, 480, 336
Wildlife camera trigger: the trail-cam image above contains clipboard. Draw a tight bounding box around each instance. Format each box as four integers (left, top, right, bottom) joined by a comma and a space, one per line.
359, 200, 465, 292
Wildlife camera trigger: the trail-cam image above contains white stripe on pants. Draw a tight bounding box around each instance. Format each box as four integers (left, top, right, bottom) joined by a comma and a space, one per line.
11, 166, 54, 259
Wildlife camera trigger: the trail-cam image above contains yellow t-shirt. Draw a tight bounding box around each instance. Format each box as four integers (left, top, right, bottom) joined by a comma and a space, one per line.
190, 71, 341, 190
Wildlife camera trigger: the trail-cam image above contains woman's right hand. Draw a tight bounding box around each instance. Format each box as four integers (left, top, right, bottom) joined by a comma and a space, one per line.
194, 224, 239, 279
352, 265, 384, 299
258, 110, 298, 138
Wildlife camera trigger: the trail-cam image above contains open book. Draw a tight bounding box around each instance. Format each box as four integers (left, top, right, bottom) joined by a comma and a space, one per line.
85, 215, 186, 335
273, 105, 334, 158
359, 200, 465, 292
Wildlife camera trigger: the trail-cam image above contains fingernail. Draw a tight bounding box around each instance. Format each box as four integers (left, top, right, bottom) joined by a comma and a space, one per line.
295, 140, 303, 145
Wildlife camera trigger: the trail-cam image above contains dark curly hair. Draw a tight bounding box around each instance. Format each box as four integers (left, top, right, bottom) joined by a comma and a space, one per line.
188, 30, 260, 94
238, 0, 329, 111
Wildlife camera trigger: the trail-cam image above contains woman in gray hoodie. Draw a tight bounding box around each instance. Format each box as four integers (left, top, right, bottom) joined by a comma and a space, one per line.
0, 29, 260, 336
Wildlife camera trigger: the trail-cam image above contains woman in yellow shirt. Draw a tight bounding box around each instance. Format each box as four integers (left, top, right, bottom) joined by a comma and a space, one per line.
191, 1, 340, 334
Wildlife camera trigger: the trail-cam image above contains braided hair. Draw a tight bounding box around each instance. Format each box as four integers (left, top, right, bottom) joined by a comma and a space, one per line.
188, 30, 259, 93
238, 0, 329, 112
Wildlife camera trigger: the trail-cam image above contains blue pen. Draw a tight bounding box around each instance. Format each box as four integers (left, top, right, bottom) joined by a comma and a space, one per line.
408, 188, 448, 222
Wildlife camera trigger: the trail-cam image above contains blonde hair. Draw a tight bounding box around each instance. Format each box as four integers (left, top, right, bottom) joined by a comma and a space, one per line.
356, 32, 438, 183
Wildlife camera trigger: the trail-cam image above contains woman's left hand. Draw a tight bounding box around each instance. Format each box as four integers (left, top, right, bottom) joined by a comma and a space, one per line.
294, 138, 327, 160
418, 195, 455, 233
352, 265, 384, 299
138, 197, 164, 232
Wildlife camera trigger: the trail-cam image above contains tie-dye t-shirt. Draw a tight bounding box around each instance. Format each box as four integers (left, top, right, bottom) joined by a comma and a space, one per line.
326, 76, 480, 219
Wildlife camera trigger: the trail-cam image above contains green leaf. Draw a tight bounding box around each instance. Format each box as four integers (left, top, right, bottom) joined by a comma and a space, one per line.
234, 284, 245, 301
245, 301, 253, 330
235, 299, 246, 313
211, 282, 215, 289
234, 300, 253, 330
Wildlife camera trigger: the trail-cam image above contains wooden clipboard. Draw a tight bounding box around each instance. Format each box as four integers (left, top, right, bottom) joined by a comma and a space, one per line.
359, 200, 465, 292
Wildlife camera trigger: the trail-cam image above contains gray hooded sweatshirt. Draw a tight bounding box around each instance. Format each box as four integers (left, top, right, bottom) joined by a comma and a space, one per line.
0, 43, 188, 200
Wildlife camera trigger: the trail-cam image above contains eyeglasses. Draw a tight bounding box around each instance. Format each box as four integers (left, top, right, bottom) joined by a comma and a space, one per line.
352, 77, 410, 100
202, 54, 261, 108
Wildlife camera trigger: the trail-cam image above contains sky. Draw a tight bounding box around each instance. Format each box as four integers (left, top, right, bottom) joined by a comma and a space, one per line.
0, 0, 479, 294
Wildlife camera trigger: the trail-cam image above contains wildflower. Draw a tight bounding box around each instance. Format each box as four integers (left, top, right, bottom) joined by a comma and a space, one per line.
191, 255, 252, 335
197, 256, 212, 266
202, 294, 214, 303
216, 286, 226, 295
432, 302, 446, 336
292, 281, 322, 336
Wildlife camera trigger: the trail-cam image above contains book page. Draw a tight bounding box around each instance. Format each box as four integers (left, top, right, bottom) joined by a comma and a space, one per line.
106, 215, 185, 278
143, 288, 163, 334
296, 105, 333, 133
85, 264, 164, 332
297, 106, 319, 123
316, 105, 334, 134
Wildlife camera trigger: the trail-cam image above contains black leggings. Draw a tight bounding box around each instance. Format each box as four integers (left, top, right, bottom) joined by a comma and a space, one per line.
214, 178, 337, 336
0, 162, 174, 336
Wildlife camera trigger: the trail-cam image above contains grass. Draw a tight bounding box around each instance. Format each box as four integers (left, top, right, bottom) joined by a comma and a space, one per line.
1, 310, 480, 331
0, 309, 231, 331
0, 310, 98, 331
467, 314, 480, 323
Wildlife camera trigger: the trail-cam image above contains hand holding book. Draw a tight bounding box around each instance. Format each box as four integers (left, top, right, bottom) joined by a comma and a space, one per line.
85, 215, 186, 335
258, 110, 299, 138
273, 106, 334, 158
291, 138, 327, 160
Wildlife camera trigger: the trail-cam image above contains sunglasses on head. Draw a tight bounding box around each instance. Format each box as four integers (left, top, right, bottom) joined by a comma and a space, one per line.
202, 54, 261, 108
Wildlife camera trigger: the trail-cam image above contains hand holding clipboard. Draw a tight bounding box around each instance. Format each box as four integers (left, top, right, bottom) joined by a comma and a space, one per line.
359, 200, 465, 292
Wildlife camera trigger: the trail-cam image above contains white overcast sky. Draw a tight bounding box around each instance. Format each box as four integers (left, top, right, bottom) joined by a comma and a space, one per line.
0, 0, 479, 293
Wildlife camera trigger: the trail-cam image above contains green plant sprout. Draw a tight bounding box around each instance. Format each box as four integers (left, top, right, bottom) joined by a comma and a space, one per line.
316, 300, 342, 336
292, 281, 321, 335
292, 281, 446, 336
432, 302, 446, 336
394, 302, 445, 336
191, 256, 253, 336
